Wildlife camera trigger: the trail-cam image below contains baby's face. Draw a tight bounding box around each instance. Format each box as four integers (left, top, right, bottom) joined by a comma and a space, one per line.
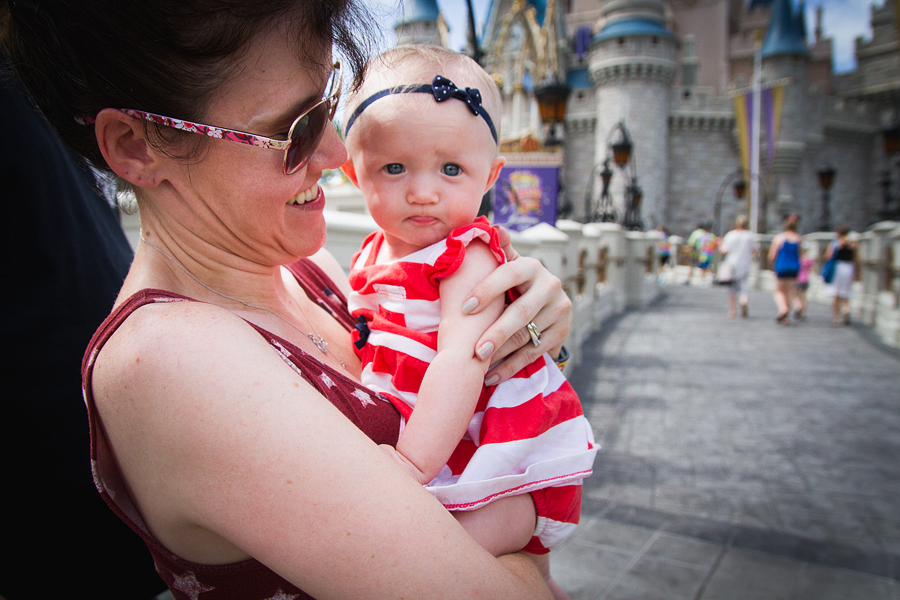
347, 93, 502, 258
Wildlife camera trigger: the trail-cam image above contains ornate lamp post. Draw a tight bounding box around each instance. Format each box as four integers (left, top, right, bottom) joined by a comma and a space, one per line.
610, 124, 633, 168
622, 180, 643, 231
608, 122, 643, 230
582, 121, 642, 228
583, 159, 617, 222
534, 81, 571, 146
817, 165, 836, 231
713, 169, 747, 236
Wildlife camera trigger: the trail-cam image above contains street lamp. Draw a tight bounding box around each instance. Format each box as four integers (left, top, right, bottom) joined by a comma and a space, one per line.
622, 180, 643, 231
583, 122, 643, 228
610, 124, 633, 168
534, 81, 571, 146
607, 122, 643, 230
583, 159, 617, 222
817, 165, 836, 231
713, 169, 748, 235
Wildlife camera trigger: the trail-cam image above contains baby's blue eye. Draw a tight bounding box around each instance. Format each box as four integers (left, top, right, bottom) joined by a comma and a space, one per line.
385, 163, 404, 175
442, 164, 461, 176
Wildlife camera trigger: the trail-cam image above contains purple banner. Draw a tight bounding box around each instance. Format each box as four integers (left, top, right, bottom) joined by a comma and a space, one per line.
491, 165, 559, 232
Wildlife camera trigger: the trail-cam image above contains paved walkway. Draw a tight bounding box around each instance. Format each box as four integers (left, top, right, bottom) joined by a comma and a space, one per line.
553, 281, 900, 600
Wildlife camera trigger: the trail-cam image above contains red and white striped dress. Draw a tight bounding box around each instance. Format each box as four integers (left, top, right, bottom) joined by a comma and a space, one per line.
348, 218, 598, 553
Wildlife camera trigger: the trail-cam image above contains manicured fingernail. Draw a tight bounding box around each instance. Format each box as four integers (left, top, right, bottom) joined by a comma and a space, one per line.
461, 297, 478, 315
476, 342, 494, 361
485, 374, 500, 386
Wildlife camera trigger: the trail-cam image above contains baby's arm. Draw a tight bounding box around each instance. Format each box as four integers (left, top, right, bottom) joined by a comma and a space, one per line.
393, 240, 506, 484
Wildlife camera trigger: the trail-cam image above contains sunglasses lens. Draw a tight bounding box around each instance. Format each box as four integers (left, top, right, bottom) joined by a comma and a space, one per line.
283, 65, 341, 175
284, 101, 327, 174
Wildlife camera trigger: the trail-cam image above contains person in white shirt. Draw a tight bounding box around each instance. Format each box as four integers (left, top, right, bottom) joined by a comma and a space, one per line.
719, 215, 759, 318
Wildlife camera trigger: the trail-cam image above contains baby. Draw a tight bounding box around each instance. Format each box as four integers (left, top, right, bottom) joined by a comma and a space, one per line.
342, 44, 597, 598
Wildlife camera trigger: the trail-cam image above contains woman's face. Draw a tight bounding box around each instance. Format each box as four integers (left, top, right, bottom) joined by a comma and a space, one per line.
161, 30, 346, 266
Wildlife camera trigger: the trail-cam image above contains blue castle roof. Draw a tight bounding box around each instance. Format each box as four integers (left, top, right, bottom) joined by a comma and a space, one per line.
395, 0, 441, 27
760, 0, 809, 58
594, 18, 676, 43
567, 67, 591, 89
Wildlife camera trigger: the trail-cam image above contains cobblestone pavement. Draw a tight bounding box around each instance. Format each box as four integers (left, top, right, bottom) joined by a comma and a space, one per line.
552, 282, 900, 600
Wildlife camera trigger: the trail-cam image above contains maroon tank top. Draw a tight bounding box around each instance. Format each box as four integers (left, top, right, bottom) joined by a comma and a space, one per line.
81, 258, 401, 600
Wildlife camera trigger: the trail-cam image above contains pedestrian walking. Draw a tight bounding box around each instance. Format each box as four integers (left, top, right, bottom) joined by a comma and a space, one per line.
768, 216, 803, 324
685, 223, 705, 285
827, 225, 859, 326
793, 242, 815, 320
719, 215, 758, 318
656, 225, 671, 285
687, 222, 716, 287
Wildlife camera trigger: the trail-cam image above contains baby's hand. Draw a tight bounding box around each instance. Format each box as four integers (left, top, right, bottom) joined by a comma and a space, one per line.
378, 444, 431, 485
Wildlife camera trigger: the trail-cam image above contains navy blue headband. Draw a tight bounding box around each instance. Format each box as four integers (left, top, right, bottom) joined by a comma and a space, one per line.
344, 75, 498, 143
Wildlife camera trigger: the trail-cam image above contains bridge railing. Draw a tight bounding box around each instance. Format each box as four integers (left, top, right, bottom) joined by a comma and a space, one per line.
121, 203, 900, 354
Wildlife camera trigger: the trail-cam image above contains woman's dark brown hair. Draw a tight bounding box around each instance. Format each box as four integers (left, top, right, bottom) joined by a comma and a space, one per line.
1, 0, 373, 170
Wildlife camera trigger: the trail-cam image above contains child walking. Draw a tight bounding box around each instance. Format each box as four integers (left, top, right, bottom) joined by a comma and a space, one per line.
342, 45, 597, 599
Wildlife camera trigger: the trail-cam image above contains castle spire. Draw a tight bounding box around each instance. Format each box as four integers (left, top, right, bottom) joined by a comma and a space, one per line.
760, 0, 809, 58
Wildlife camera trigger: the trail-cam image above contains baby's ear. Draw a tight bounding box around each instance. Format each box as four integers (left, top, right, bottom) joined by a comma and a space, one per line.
341, 158, 360, 188
484, 155, 507, 192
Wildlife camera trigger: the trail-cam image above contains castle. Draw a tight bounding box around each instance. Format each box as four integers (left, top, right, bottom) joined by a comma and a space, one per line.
392, 0, 900, 235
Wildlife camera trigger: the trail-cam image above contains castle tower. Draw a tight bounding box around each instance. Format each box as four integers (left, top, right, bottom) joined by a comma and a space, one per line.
394, 0, 448, 47
759, 0, 812, 229
589, 0, 679, 228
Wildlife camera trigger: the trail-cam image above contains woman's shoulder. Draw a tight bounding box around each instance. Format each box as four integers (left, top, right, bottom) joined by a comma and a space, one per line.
93, 296, 254, 389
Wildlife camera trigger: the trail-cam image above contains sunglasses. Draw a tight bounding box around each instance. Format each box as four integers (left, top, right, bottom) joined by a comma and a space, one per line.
118, 62, 342, 175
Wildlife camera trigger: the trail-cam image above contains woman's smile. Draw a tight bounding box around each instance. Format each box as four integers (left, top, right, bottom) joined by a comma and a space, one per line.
287, 184, 325, 208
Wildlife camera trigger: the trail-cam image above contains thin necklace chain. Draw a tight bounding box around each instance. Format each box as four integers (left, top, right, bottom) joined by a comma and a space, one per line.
140, 233, 346, 370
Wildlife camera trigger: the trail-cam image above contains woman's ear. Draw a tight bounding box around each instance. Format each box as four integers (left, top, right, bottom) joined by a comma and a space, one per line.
484, 155, 507, 192
94, 108, 164, 189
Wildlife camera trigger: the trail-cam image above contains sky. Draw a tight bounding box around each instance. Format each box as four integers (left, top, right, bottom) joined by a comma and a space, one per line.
363, 0, 885, 74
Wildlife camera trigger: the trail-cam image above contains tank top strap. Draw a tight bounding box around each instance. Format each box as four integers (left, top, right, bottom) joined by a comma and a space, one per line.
285, 257, 356, 332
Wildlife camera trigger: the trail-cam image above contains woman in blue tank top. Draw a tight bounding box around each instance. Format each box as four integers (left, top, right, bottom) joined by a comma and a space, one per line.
768, 216, 804, 324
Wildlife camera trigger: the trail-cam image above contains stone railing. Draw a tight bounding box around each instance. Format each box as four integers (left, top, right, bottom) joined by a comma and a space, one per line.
856, 222, 900, 347
120, 206, 661, 372
120, 205, 900, 351
321, 212, 662, 372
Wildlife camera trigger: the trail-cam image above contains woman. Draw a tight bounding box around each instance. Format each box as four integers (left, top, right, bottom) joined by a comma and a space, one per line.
719, 215, 758, 318
768, 216, 803, 324
827, 225, 858, 326
2, 2, 571, 598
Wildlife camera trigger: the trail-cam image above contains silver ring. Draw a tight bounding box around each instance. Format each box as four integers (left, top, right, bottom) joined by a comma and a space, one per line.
526, 321, 541, 347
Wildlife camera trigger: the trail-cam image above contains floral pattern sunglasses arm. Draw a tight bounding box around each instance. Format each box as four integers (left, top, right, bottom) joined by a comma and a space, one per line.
75, 62, 342, 176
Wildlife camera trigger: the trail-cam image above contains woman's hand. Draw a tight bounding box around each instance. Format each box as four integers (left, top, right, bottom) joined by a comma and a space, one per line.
462, 227, 572, 386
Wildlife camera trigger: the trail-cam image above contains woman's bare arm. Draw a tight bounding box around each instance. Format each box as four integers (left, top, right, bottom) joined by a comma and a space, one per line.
92, 301, 552, 600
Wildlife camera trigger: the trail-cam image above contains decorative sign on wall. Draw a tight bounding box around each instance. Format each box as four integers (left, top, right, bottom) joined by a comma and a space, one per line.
492, 165, 559, 232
